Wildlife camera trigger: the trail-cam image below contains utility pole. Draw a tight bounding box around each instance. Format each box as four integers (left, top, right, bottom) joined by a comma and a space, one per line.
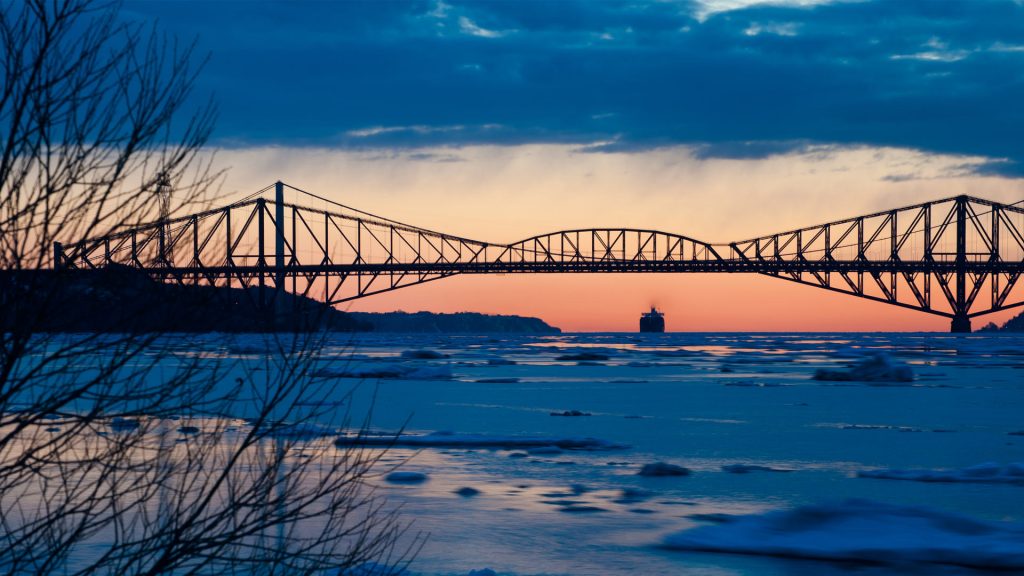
275, 181, 285, 294
275, 181, 287, 329
157, 174, 173, 265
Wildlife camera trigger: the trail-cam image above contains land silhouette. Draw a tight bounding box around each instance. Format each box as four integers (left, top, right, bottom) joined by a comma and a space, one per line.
4, 265, 558, 333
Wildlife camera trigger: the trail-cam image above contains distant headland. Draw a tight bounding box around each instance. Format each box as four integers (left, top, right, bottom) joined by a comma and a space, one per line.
2, 265, 559, 334
349, 311, 559, 333
980, 311, 1024, 332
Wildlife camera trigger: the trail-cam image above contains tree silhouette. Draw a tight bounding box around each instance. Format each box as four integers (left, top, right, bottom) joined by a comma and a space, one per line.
0, 2, 414, 574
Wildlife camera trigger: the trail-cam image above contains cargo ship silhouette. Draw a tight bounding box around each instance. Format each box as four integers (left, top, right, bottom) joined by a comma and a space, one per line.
639, 307, 665, 332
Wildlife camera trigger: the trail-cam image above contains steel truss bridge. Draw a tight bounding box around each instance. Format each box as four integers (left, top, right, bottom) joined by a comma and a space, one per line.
54, 182, 1024, 332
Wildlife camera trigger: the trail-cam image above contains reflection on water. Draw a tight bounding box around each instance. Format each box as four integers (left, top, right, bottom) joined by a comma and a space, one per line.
6, 331, 1024, 575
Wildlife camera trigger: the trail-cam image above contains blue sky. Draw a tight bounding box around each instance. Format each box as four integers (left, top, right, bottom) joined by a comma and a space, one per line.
125, 0, 1024, 177
111, 0, 1024, 330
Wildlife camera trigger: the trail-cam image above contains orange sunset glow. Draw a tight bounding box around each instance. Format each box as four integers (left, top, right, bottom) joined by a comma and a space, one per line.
213, 144, 1024, 331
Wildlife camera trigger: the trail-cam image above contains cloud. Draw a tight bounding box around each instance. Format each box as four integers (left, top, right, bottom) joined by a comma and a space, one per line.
345, 124, 470, 138
743, 21, 800, 36
891, 37, 971, 62
457, 16, 506, 38
123, 0, 1024, 176
690, 140, 824, 160
209, 143, 1024, 245
694, 0, 842, 20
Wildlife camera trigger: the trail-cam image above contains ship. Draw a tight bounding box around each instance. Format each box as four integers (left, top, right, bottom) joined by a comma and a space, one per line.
639, 307, 665, 333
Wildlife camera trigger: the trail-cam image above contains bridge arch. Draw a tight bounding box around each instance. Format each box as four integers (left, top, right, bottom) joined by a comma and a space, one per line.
497, 229, 722, 266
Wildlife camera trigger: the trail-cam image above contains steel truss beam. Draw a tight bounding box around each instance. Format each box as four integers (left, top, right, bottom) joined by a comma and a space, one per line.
54, 185, 1024, 330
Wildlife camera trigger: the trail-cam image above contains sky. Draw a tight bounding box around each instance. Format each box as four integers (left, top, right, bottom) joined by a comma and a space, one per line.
123, 0, 1024, 331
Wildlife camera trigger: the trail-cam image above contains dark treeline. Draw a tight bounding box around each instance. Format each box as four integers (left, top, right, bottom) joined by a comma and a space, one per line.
980, 310, 1024, 332
1, 266, 368, 332
1, 266, 559, 333
350, 311, 560, 333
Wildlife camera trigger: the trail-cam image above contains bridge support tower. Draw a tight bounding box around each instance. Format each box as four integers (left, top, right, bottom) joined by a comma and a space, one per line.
950, 196, 971, 333
951, 314, 971, 333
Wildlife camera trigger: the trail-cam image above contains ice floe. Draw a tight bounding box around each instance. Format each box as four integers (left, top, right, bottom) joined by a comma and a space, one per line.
400, 349, 448, 360
613, 488, 654, 504
264, 422, 338, 439
314, 365, 452, 380
108, 417, 142, 432
550, 410, 591, 417
858, 462, 1024, 485
527, 446, 563, 455
664, 499, 1024, 570
721, 464, 792, 474
555, 352, 609, 361
559, 505, 607, 513
722, 381, 785, 388
816, 422, 924, 433
687, 512, 736, 523
638, 462, 691, 477
813, 353, 914, 383
335, 431, 627, 451
652, 349, 701, 358
385, 471, 428, 483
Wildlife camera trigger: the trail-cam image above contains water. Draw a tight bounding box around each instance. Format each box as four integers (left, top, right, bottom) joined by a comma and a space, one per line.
19, 331, 1024, 575
286, 332, 1024, 575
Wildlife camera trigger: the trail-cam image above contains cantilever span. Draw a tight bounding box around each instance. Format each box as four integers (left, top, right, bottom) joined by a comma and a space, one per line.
54, 182, 1024, 332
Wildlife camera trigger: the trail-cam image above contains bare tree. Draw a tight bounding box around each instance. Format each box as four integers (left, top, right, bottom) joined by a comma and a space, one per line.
0, 2, 414, 574
1, 333, 419, 575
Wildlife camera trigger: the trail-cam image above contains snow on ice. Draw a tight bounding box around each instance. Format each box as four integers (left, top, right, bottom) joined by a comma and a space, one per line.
335, 431, 627, 451
665, 499, 1024, 570
813, 353, 914, 383
638, 462, 691, 477
385, 471, 429, 484
858, 462, 1024, 485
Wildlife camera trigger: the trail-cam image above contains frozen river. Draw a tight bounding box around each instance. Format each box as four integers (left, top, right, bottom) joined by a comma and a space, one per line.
31, 331, 1019, 575
256, 331, 1024, 576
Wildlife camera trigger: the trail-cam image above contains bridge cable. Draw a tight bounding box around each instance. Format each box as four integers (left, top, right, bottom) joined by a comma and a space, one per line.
279, 182, 471, 241
233, 183, 277, 205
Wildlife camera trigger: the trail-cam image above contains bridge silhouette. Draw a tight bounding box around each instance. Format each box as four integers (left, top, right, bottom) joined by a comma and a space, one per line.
54, 182, 1024, 332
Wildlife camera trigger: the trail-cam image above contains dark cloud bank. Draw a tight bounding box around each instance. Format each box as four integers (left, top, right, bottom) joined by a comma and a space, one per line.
127, 0, 1024, 176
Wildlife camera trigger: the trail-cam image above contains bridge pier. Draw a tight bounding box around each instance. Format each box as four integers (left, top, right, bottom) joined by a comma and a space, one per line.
950, 314, 971, 333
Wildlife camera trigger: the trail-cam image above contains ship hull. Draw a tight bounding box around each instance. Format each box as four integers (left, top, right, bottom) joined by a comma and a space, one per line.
639, 317, 665, 333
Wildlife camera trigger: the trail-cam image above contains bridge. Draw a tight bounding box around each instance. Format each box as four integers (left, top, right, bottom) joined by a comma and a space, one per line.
54, 182, 1024, 332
